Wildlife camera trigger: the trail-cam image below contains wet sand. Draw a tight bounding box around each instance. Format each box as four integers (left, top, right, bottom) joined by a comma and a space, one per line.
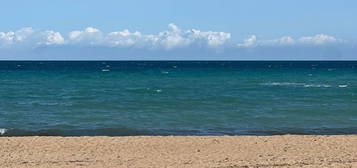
1, 135, 357, 168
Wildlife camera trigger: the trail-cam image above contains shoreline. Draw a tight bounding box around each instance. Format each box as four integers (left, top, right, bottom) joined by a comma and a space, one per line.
1, 135, 357, 168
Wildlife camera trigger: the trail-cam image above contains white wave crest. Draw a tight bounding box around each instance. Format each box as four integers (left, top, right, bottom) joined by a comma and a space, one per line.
262, 82, 333, 88
0, 128, 7, 135
261, 82, 305, 86
303, 84, 331, 88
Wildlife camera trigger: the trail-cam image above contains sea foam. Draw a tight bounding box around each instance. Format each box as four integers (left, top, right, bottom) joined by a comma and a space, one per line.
0, 128, 7, 135
262, 82, 332, 88
303, 84, 331, 88
261, 82, 304, 86
338, 85, 348, 88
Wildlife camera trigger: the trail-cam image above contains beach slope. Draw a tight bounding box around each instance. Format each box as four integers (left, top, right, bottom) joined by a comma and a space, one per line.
1, 135, 357, 168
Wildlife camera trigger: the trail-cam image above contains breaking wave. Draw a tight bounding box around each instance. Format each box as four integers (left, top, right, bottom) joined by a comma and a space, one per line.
0, 127, 146, 137
261, 82, 349, 88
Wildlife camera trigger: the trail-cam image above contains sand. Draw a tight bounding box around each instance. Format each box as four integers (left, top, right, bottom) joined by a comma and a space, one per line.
1, 135, 357, 168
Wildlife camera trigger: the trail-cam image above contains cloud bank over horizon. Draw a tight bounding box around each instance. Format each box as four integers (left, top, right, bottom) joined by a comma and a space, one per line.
0, 24, 356, 60
0, 24, 232, 49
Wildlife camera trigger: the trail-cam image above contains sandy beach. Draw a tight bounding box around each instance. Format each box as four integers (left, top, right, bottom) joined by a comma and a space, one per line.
1, 135, 357, 168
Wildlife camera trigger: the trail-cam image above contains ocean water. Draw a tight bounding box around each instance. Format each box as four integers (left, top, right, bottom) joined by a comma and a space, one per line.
0, 61, 357, 136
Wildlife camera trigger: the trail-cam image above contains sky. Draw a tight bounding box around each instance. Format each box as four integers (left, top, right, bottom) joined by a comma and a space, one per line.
0, 0, 357, 60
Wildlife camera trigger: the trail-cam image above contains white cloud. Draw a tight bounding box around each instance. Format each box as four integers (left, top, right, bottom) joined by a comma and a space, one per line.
298, 34, 337, 45
105, 29, 142, 47
237, 35, 257, 47
0, 25, 348, 51
0, 27, 64, 48
38, 31, 64, 45
65, 23, 231, 49
189, 29, 231, 47
266, 36, 295, 46
154, 24, 193, 49
68, 27, 102, 45
0, 32, 15, 46
236, 34, 341, 48
14, 27, 34, 42
141, 23, 231, 49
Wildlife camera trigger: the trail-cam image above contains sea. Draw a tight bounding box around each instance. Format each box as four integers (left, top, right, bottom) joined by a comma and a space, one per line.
0, 61, 356, 136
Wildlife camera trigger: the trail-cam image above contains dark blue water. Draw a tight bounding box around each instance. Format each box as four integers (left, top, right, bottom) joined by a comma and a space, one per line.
0, 61, 357, 136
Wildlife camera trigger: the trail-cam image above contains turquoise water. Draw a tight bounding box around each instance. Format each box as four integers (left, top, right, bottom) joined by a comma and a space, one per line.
0, 61, 357, 136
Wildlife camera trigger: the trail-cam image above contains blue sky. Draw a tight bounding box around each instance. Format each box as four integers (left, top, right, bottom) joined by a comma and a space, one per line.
1, 0, 357, 60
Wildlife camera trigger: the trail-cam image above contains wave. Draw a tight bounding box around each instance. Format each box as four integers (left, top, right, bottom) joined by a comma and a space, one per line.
261, 82, 349, 88
0, 128, 7, 135
2, 127, 357, 136
338, 85, 348, 88
0, 127, 146, 137
303, 84, 331, 88
261, 82, 304, 86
